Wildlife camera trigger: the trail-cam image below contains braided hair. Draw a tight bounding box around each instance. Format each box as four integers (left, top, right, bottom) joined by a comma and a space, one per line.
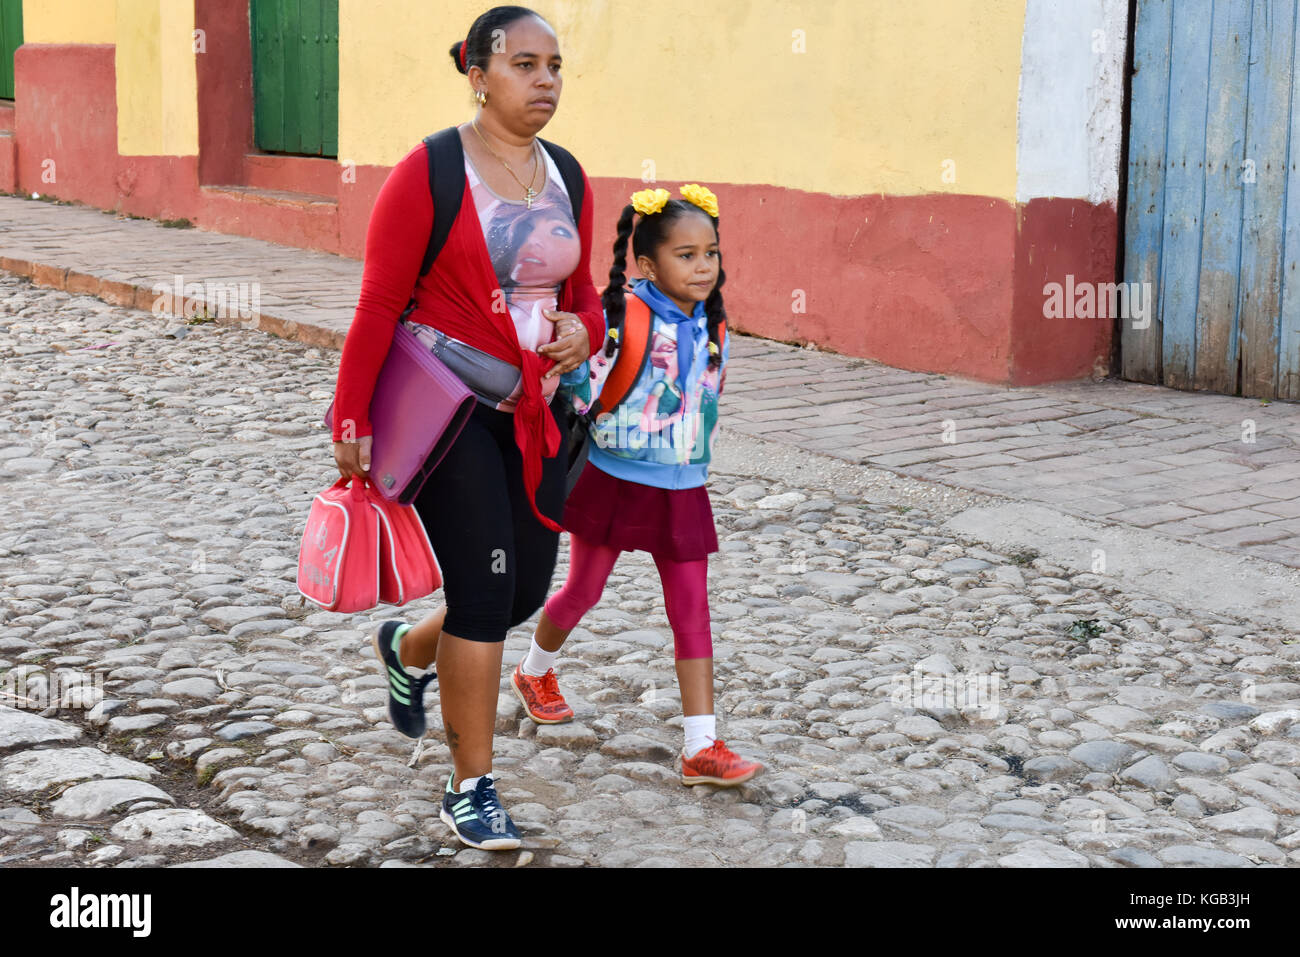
449, 6, 548, 75
603, 199, 727, 369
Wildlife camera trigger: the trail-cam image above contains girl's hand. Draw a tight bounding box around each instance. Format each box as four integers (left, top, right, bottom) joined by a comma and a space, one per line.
333, 436, 373, 480
538, 309, 590, 379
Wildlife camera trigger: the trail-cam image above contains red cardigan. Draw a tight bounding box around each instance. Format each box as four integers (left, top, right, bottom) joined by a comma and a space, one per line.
333, 140, 604, 530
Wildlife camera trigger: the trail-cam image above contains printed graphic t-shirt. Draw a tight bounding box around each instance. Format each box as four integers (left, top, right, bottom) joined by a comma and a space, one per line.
463, 146, 579, 410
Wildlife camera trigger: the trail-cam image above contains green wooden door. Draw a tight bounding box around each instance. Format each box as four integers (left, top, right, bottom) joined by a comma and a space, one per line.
250, 0, 338, 157
0, 0, 23, 100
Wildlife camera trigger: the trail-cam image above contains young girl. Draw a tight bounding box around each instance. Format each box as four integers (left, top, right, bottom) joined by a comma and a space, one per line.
510, 184, 762, 787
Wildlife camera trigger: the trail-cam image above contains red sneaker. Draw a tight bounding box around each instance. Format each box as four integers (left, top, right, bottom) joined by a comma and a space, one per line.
680, 739, 763, 787
510, 662, 575, 724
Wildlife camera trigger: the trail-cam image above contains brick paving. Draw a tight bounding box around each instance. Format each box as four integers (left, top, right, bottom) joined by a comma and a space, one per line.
5, 194, 1300, 568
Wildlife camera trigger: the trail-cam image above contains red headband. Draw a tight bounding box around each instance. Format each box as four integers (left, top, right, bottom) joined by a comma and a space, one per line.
459, 41, 468, 70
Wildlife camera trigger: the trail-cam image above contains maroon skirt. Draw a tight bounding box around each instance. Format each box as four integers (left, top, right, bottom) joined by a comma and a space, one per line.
561, 462, 718, 562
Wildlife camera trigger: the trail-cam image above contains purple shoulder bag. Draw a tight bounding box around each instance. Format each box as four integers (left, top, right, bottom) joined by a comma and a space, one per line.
324, 322, 475, 505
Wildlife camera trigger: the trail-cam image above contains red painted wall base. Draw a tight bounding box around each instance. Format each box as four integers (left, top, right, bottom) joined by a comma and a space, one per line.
0, 133, 14, 193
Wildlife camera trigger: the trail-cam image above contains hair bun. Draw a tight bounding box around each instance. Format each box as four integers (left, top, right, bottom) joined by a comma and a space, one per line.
449, 41, 468, 74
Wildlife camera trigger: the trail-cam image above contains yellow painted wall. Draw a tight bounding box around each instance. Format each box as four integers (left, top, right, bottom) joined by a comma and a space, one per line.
25, 0, 1023, 191
115, 0, 198, 156
340, 0, 1025, 200
22, 0, 116, 44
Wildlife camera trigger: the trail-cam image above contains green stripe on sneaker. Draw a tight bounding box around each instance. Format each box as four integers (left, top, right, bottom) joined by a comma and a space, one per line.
391, 623, 412, 660
387, 666, 410, 688
391, 689, 410, 705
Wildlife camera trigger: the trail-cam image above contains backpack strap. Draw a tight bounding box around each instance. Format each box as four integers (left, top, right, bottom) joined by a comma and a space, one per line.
538, 137, 585, 225
591, 294, 654, 418
419, 127, 468, 278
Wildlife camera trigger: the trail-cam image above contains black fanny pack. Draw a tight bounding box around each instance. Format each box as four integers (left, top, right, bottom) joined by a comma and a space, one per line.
402, 318, 590, 493
401, 319, 520, 408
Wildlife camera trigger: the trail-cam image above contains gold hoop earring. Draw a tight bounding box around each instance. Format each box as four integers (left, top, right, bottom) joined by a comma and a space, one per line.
475, 89, 487, 106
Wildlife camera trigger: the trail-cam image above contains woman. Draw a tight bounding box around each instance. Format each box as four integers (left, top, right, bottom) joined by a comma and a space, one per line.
330, 5, 603, 850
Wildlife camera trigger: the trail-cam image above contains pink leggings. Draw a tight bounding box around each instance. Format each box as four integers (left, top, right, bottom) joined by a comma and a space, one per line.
544, 534, 713, 659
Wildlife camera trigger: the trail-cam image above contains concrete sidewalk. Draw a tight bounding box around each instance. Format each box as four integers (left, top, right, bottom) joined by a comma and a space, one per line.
5, 193, 1300, 570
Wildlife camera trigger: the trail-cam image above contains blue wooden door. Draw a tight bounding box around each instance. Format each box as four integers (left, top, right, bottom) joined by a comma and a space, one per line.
1123, 0, 1300, 399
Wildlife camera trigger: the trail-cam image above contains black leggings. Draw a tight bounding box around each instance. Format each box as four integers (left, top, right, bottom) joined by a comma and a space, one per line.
412, 398, 566, 642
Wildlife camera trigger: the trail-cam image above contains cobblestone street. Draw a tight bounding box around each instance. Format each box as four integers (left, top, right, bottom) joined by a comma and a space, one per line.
3, 273, 1299, 868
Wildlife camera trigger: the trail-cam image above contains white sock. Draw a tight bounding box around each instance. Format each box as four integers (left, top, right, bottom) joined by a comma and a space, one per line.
521, 638, 560, 677
455, 772, 491, 793
683, 714, 716, 758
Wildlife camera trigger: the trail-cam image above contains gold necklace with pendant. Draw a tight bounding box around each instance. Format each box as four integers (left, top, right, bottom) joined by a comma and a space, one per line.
471, 119, 541, 208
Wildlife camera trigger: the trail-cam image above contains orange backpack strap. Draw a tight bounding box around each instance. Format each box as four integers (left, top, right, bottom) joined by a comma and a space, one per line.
719, 319, 727, 356
592, 293, 653, 417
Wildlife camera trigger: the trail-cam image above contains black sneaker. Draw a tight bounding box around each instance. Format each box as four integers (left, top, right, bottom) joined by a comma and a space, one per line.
439, 773, 522, 850
370, 620, 436, 738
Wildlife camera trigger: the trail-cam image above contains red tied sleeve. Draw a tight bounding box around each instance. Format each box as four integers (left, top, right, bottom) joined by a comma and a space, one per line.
513, 350, 561, 531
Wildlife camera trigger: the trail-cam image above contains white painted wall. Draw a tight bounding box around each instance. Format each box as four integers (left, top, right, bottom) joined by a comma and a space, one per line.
1017, 0, 1128, 206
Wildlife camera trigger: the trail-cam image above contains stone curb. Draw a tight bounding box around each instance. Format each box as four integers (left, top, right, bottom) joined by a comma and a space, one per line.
0, 254, 346, 351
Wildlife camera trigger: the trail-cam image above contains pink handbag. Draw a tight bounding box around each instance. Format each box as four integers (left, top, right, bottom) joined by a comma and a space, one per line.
297, 477, 441, 613
374, 490, 442, 606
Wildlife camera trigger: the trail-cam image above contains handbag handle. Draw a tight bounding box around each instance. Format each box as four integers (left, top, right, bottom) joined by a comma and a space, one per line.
330, 476, 372, 502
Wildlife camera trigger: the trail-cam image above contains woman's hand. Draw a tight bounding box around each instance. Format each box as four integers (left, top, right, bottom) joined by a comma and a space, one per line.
333, 436, 373, 480
538, 309, 590, 379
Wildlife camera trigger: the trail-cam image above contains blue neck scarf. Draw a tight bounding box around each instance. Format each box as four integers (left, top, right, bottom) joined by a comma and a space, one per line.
631, 279, 706, 395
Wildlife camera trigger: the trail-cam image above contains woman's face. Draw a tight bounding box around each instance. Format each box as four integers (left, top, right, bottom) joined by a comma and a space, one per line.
510, 208, 579, 284
472, 16, 563, 135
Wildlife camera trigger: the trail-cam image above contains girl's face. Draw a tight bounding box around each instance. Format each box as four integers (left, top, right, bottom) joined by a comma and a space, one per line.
637, 210, 720, 316
511, 209, 579, 284
470, 16, 563, 135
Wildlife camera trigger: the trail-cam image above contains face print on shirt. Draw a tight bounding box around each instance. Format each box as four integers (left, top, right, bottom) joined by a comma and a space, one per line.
476, 172, 581, 352
504, 206, 580, 286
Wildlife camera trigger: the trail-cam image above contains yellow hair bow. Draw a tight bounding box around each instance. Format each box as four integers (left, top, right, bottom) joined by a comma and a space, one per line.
631, 188, 670, 217
680, 184, 719, 218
